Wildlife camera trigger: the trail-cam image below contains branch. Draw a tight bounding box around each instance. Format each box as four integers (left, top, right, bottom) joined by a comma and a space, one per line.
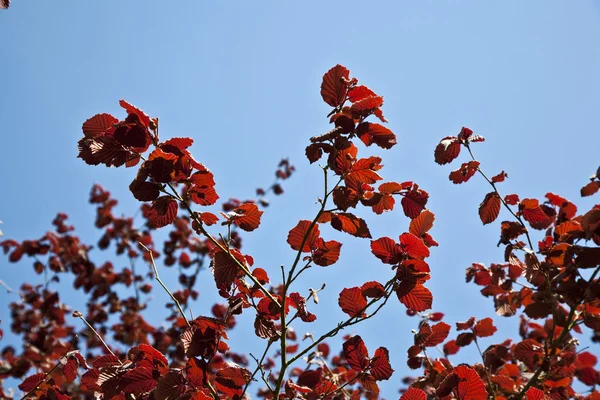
140, 243, 190, 327
242, 340, 275, 398
286, 278, 395, 367
165, 182, 281, 309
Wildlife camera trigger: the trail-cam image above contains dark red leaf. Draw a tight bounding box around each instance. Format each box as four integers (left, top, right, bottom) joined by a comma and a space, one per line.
361, 281, 386, 298
454, 365, 487, 400
409, 209, 435, 238
356, 122, 397, 149
434, 136, 461, 165
479, 192, 501, 225
82, 113, 118, 138
401, 190, 429, 219
231, 203, 263, 232
473, 317, 497, 337
77, 135, 132, 168
348, 85, 377, 103
215, 364, 251, 398
148, 196, 178, 228
371, 237, 402, 264
338, 287, 367, 317
212, 249, 246, 292
120, 367, 158, 396
343, 335, 370, 371
399, 233, 430, 259
400, 387, 427, 400
311, 238, 342, 266
350, 95, 384, 117
492, 171, 508, 183
581, 181, 600, 197
370, 347, 394, 380
424, 322, 451, 347
287, 220, 320, 252
18, 372, 46, 392
331, 212, 371, 238
396, 282, 432, 312
119, 99, 151, 128
449, 161, 480, 184
320, 65, 350, 107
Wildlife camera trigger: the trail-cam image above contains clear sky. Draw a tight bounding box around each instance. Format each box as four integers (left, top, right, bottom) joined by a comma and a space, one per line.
1, 1, 599, 397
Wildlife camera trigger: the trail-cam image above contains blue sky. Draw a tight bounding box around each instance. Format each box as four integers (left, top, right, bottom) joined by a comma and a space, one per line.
1, 1, 599, 397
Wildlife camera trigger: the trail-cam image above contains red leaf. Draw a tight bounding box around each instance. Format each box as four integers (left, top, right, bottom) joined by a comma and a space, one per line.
348, 85, 377, 103
188, 185, 219, 206
399, 233, 430, 259
434, 136, 461, 165
120, 367, 158, 396
581, 181, 600, 197
356, 122, 397, 149
18, 372, 46, 392
444, 340, 460, 356
231, 203, 263, 232
479, 192, 501, 225
155, 372, 188, 400
129, 179, 160, 202
505, 194, 520, 205
473, 317, 497, 337
526, 387, 548, 400
401, 190, 429, 219
182, 316, 228, 359
199, 212, 219, 226
346, 156, 383, 189
212, 249, 246, 292
62, 356, 78, 381
449, 161, 480, 184
338, 287, 367, 317
350, 96, 384, 117
514, 339, 544, 369
331, 212, 371, 238
492, 171, 508, 183
361, 281, 386, 298
454, 365, 487, 400
424, 322, 451, 347
77, 135, 133, 168
287, 220, 320, 252
162, 137, 193, 150
520, 199, 553, 230
370, 237, 402, 264
370, 347, 394, 380
396, 283, 432, 312
119, 99, 151, 128
215, 364, 251, 398
409, 209, 435, 238
148, 196, 178, 228
400, 387, 427, 400
82, 113, 118, 138
320, 65, 350, 107
343, 335, 369, 371
311, 238, 342, 266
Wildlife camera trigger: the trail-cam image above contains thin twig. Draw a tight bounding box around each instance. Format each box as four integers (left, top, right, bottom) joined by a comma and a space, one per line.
73, 311, 121, 363
242, 340, 275, 398
140, 243, 190, 327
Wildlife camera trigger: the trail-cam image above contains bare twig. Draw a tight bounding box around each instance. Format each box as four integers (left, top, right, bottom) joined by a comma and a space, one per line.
140, 243, 190, 327
73, 311, 121, 363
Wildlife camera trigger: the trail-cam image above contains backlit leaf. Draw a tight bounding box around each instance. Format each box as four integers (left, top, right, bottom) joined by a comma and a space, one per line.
321, 65, 350, 107
479, 192, 501, 225
148, 196, 178, 228
119, 99, 151, 128
401, 190, 429, 219
454, 365, 487, 400
370, 237, 402, 264
473, 317, 497, 337
338, 287, 367, 317
400, 387, 427, 400
356, 122, 397, 149
342, 335, 369, 371
331, 212, 371, 238
396, 282, 432, 312
311, 238, 342, 266
399, 233, 430, 259
449, 161, 480, 184
231, 203, 263, 232
434, 136, 461, 165
370, 347, 393, 380
409, 209, 435, 238
287, 220, 320, 252
82, 113, 118, 138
